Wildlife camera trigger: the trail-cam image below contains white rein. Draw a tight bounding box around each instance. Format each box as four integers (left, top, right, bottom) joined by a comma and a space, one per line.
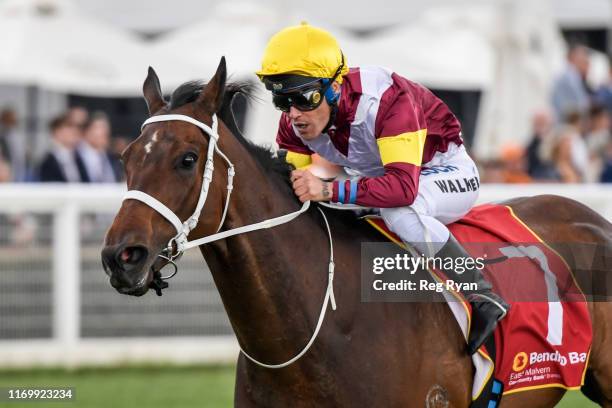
123, 113, 336, 369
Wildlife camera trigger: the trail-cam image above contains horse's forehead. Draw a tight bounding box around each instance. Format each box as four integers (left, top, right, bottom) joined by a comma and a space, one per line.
132, 123, 205, 160
139, 122, 201, 146
143, 130, 160, 156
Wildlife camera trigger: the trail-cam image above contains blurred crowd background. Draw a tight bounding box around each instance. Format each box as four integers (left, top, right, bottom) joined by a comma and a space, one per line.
481, 46, 612, 184
1, 0, 612, 186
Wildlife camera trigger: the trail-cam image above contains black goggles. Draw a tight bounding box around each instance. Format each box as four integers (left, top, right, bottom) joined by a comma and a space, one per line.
272, 86, 325, 112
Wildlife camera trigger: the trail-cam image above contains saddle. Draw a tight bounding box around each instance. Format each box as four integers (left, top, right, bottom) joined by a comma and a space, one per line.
363, 203, 592, 407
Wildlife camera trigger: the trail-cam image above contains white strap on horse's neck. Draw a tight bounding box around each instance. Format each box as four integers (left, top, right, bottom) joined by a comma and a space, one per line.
183, 200, 311, 250
122, 112, 336, 370
240, 207, 336, 369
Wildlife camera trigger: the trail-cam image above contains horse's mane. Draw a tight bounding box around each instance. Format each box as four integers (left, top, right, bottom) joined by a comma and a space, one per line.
169, 80, 293, 188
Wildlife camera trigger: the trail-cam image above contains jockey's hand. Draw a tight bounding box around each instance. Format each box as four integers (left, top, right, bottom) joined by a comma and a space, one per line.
291, 169, 332, 202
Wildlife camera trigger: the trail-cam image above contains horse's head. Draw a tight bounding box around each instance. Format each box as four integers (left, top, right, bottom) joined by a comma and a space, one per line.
102, 57, 230, 296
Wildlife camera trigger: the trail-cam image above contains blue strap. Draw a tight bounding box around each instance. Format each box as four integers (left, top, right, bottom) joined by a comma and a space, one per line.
486, 379, 503, 408
492, 380, 502, 395
337, 181, 345, 203
348, 180, 358, 204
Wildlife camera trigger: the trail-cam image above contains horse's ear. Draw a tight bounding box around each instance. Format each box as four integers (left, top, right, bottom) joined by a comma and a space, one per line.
143, 67, 166, 115
197, 57, 227, 114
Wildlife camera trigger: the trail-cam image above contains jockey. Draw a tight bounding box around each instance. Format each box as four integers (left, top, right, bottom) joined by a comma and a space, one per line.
256, 22, 509, 355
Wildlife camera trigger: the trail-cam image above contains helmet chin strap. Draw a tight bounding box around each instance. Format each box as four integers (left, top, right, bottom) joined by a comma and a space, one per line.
321, 75, 341, 134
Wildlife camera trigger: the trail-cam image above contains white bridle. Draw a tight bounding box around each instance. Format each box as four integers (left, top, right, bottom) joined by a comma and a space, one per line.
124, 113, 233, 257
122, 113, 336, 369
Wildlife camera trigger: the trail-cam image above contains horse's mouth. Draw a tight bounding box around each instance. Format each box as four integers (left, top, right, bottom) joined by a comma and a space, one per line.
106, 263, 154, 297
116, 272, 151, 297
102, 243, 160, 297
102, 244, 175, 297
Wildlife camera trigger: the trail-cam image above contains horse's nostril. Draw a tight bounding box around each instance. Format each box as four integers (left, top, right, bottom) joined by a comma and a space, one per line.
102, 259, 112, 277
120, 249, 130, 263
101, 244, 149, 276
116, 245, 148, 267
101, 246, 120, 271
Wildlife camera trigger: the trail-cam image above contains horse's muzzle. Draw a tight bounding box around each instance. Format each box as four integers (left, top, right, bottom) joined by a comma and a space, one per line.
101, 244, 152, 296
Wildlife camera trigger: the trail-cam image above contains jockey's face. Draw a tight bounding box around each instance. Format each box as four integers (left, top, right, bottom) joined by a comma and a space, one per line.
287, 81, 340, 140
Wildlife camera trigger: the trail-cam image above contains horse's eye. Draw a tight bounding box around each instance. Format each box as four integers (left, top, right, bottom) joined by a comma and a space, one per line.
181, 152, 198, 169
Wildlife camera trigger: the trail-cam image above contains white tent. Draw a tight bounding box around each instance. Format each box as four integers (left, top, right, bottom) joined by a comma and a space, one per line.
344, 18, 493, 90
149, 2, 288, 145
347, 1, 564, 159
150, 2, 281, 86
0, 0, 141, 95
472, 0, 565, 159
0, 0, 202, 96
554, 0, 612, 29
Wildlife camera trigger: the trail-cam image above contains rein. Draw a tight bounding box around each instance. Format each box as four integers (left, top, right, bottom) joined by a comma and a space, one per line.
122, 113, 337, 369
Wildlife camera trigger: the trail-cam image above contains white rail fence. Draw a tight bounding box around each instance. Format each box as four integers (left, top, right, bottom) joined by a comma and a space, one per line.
0, 183, 611, 368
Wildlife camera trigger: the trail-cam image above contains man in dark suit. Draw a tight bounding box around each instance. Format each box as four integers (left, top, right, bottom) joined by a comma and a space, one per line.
78, 112, 121, 183
38, 113, 90, 183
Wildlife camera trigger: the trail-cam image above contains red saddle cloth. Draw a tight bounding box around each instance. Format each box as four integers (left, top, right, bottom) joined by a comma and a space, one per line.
366, 203, 592, 396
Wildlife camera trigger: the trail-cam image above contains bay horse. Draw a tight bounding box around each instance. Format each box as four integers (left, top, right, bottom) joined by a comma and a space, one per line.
102, 57, 612, 407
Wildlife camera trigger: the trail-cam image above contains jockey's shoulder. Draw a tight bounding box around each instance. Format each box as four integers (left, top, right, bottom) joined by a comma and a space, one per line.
344, 66, 423, 98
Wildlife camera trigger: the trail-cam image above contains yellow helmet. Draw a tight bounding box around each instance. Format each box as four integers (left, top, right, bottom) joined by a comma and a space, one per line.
256, 22, 348, 86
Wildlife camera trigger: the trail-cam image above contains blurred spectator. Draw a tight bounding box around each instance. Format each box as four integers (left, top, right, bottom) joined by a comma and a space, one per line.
499, 143, 532, 183
585, 105, 611, 182
66, 106, 89, 130
548, 124, 582, 183
0, 158, 11, 182
0, 111, 12, 162
37, 113, 90, 182
478, 160, 505, 183
586, 105, 610, 150
566, 111, 589, 181
78, 112, 120, 183
110, 136, 130, 182
594, 56, 612, 115
599, 143, 612, 182
551, 45, 591, 122
525, 109, 558, 179
0, 108, 27, 181
111, 136, 130, 156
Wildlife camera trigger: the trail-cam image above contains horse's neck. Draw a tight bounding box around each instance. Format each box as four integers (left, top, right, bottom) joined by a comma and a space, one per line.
201, 148, 331, 364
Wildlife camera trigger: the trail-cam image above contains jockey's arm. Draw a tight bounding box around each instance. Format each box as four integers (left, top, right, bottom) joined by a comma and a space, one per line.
331, 92, 426, 208
307, 154, 344, 180
281, 149, 344, 180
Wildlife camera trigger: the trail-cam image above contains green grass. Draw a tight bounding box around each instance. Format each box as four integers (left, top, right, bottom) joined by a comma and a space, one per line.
0, 365, 234, 408
559, 391, 599, 407
0, 365, 599, 407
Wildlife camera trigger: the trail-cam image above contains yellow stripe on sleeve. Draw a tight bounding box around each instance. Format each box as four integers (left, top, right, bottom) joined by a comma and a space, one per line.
376, 129, 427, 166
285, 151, 313, 169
